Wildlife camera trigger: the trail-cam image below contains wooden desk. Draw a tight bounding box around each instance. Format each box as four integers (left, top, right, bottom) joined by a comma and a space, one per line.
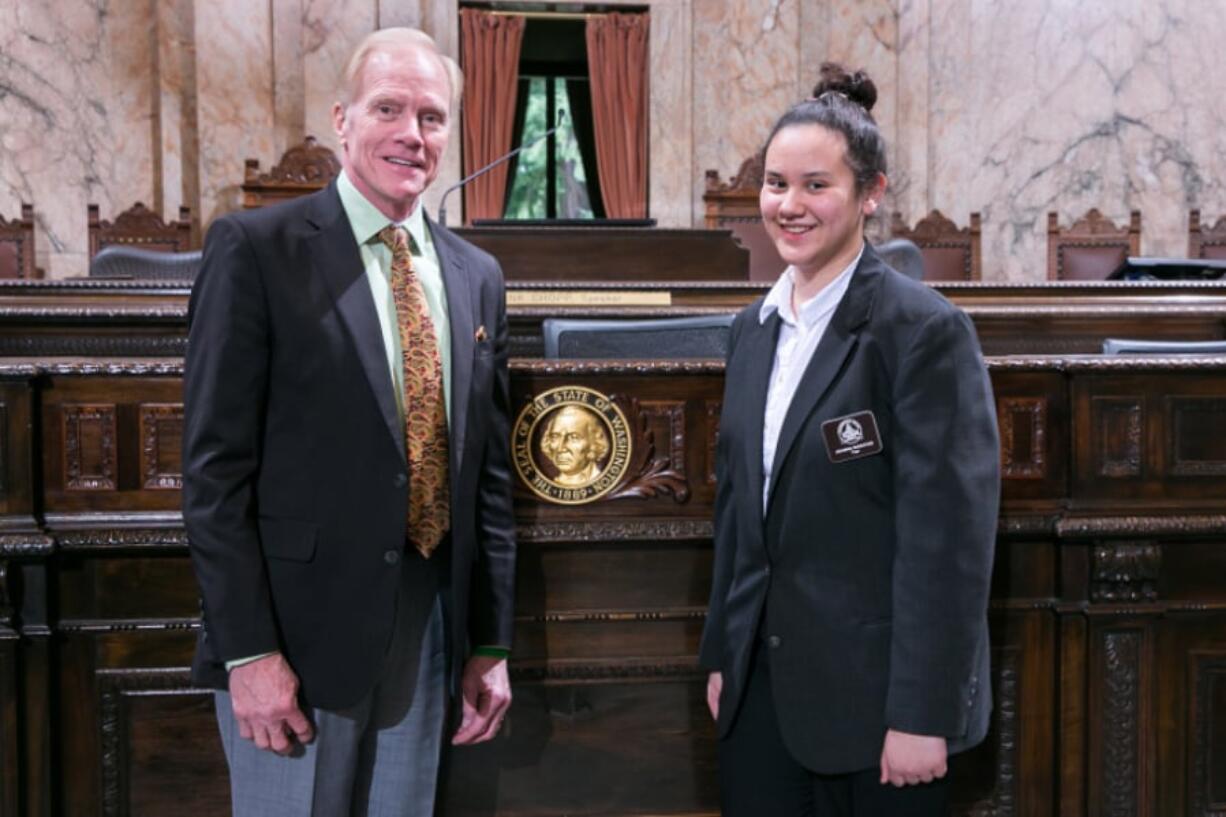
3, 278, 1226, 358
1, 355, 1224, 815
454, 226, 751, 282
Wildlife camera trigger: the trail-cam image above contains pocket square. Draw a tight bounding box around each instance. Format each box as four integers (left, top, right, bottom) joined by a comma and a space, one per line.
474, 325, 488, 342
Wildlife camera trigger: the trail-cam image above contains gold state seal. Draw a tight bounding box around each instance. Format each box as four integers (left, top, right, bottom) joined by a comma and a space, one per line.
513, 386, 632, 504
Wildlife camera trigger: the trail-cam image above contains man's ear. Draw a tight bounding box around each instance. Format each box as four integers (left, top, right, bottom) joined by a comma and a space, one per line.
332, 102, 347, 148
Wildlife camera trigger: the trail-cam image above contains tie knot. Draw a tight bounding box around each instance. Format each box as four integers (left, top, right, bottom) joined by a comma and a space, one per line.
378, 225, 411, 254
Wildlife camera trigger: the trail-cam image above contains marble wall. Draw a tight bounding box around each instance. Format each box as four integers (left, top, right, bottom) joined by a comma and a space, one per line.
2, 0, 1224, 279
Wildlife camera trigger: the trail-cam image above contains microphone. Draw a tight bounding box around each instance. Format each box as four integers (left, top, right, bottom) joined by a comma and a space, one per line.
437, 109, 568, 226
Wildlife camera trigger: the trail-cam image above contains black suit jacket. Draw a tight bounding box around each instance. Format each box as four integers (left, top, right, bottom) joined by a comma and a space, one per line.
698, 246, 999, 774
182, 182, 516, 710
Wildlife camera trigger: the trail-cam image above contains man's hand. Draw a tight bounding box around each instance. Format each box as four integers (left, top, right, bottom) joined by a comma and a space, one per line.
228, 653, 314, 754
706, 671, 722, 721
451, 655, 511, 745
879, 729, 947, 787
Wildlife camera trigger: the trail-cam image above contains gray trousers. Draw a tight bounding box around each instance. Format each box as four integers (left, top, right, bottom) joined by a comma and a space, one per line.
217, 555, 448, 817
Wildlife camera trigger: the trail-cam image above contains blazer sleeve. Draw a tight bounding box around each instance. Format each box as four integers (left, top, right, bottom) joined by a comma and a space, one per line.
467, 263, 517, 649
885, 306, 999, 737
698, 313, 745, 670
182, 216, 281, 664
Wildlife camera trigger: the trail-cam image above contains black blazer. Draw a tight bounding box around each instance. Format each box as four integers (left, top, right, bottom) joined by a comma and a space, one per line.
699, 246, 999, 774
182, 182, 516, 710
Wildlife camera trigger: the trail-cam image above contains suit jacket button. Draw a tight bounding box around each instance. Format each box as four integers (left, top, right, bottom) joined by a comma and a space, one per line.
764, 565, 771, 577
767, 635, 781, 649
384, 550, 400, 565
393, 473, 407, 488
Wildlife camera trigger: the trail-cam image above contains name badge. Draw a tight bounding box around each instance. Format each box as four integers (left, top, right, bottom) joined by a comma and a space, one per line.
821, 410, 884, 462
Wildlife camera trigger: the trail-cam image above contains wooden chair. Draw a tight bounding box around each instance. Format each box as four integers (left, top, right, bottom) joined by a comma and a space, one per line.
88, 202, 192, 259
0, 203, 37, 279
1047, 208, 1141, 281
241, 136, 341, 209
703, 152, 781, 282
1188, 210, 1226, 260
888, 209, 982, 281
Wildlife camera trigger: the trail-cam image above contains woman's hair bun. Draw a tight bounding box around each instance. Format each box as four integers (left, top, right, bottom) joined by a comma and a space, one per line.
811, 62, 877, 114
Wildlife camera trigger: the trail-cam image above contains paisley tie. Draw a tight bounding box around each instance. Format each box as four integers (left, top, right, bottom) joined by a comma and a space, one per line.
378, 225, 449, 558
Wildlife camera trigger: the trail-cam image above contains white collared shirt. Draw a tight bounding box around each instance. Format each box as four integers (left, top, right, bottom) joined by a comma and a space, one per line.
759, 249, 863, 511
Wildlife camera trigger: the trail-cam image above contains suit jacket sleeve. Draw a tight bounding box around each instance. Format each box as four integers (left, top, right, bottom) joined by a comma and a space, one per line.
467, 263, 517, 649
885, 306, 999, 737
698, 312, 745, 670
182, 216, 281, 663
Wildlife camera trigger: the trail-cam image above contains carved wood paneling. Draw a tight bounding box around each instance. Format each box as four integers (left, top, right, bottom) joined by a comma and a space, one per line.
56, 529, 188, 551
961, 646, 1019, 817
998, 398, 1047, 479
1102, 630, 1142, 817
0, 403, 6, 501
704, 399, 721, 485
0, 559, 11, 631
1169, 398, 1226, 476
1189, 652, 1226, 815
0, 335, 187, 357
1092, 543, 1161, 603
608, 398, 689, 502
62, 404, 117, 491
510, 657, 705, 683
138, 404, 184, 490
1093, 397, 1144, 477
96, 668, 223, 817
516, 519, 712, 543
638, 401, 686, 475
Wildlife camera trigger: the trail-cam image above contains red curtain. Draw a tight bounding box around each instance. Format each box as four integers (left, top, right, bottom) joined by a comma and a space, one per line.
586, 12, 649, 219
460, 9, 525, 224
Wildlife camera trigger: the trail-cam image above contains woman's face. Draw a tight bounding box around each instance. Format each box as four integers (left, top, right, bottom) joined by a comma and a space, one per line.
759, 123, 884, 279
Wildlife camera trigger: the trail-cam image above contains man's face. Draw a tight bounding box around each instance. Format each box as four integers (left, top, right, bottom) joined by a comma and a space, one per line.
333, 44, 451, 221
543, 408, 599, 476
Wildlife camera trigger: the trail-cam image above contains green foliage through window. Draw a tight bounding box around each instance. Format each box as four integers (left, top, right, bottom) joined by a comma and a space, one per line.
504, 77, 593, 220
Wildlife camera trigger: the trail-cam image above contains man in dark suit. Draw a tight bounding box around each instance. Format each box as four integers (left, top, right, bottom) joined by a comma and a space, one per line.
182, 27, 515, 816
700, 244, 999, 812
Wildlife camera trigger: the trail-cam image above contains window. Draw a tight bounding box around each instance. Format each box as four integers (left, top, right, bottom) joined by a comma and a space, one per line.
488, 11, 606, 220
505, 75, 598, 219
460, 4, 650, 222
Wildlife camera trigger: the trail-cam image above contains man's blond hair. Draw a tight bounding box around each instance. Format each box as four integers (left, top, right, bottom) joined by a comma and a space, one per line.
340, 27, 464, 110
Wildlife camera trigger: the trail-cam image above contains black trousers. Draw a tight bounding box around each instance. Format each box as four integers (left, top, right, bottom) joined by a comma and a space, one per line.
718, 643, 949, 817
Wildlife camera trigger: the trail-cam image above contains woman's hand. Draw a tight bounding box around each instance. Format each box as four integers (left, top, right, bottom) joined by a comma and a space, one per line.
879, 728, 947, 787
706, 671, 723, 721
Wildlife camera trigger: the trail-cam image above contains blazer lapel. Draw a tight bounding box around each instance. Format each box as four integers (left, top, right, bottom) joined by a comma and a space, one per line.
428, 219, 475, 479
307, 184, 406, 463
740, 309, 782, 529
764, 252, 882, 511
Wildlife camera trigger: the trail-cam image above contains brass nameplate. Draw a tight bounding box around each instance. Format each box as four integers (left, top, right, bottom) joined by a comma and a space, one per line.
507, 290, 672, 307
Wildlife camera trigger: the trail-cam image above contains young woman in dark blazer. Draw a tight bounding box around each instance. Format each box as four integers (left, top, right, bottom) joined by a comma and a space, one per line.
699, 64, 1000, 816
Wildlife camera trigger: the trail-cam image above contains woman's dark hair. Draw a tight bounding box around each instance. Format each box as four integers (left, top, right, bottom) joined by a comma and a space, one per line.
762, 62, 888, 193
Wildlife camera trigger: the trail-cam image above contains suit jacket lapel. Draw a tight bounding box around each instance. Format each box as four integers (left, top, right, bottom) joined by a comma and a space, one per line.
765, 251, 882, 512
307, 184, 406, 463
428, 219, 474, 479
740, 309, 782, 529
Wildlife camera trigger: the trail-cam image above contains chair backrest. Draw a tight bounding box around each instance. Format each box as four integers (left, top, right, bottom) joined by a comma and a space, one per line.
88, 245, 203, 280
542, 314, 736, 359
88, 202, 192, 259
1189, 210, 1226, 260
888, 210, 982, 280
241, 136, 341, 209
874, 238, 925, 281
1047, 209, 1141, 281
0, 203, 36, 279
703, 154, 784, 282
1102, 338, 1226, 355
